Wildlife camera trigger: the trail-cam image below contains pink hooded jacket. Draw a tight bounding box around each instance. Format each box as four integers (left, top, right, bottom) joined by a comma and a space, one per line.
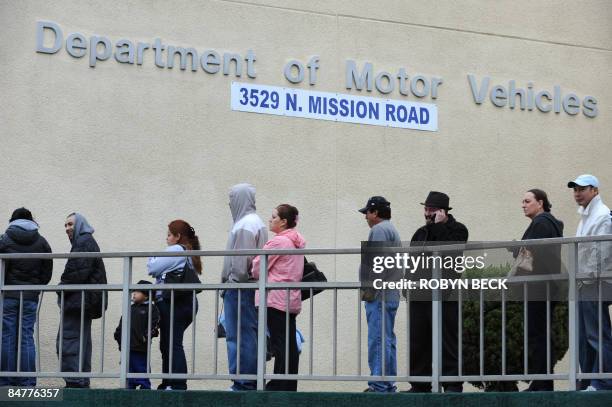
252, 228, 306, 314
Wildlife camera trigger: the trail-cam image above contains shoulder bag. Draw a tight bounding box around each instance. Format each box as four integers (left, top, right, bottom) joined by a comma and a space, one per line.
301, 257, 327, 300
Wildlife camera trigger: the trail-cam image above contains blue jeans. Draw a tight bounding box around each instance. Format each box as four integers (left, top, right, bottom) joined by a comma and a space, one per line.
0, 298, 38, 386
224, 289, 258, 391
365, 299, 398, 392
578, 283, 612, 390
128, 351, 150, 389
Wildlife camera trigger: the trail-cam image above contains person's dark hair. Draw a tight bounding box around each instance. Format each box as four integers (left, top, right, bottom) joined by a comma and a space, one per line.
276, 204, 299, 229
528, 188, 552, 212
368, 206, 391, 220
10, 207, 33, 222
168, 220, 202, 274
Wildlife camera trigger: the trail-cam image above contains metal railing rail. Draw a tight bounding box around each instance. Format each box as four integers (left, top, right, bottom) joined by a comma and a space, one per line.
0, 234, 610, 391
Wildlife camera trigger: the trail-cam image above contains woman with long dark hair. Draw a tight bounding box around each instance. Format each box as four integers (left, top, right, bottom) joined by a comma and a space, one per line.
147, 220, 201, 390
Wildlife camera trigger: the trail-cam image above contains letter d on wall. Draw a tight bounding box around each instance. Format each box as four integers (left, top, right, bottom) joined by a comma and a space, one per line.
36, 21, 63, 54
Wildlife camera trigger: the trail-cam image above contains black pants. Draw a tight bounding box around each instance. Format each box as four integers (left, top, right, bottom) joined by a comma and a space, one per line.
56, 309, 92, 388
266, 307, 299, 391
409, 301, 461, 392
157, 298, 196, 390
527, 301, 556, 390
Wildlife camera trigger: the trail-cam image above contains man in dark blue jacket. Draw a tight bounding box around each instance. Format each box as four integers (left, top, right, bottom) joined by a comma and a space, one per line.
56, 213, 107, 388
0, 207, 52, 386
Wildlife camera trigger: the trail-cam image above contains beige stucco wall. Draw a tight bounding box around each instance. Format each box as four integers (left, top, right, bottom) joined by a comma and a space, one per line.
0, 0, 610, 391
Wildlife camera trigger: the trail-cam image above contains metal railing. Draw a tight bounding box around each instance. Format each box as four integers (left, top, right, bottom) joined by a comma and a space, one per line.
0, 235, 611, 391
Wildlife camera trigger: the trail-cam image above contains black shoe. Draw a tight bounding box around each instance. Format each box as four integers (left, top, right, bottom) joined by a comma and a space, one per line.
64, 383, 89, 389
577, 380, 590, 391
157, 381, 169, 390
524, 380, 553, 392
363, 387, 375, 392
402, 387, 431, 393
523, 385, 553, 392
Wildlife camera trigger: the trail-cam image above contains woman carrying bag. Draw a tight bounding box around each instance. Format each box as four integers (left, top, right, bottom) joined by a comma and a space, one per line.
518, 189, 563, 391
147, 220, 201, 390
252, 204, 305, 391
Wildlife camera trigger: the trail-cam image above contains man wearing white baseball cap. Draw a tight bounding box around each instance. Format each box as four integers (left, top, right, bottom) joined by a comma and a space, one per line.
568, 174, 612, 391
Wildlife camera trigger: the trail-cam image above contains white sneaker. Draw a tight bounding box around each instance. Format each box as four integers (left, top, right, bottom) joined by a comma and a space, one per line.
582, 385, 597, 391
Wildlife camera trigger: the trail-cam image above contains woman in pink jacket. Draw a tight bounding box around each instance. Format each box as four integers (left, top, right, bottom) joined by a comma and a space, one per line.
252, 204, 305, 391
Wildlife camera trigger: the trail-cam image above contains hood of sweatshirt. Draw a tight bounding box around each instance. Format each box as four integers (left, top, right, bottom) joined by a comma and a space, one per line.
71, 212, 95, 247
278, 228, 306, 249
229, 183, 257, 223
6, 219, 40, 245
537, 211, 564, 235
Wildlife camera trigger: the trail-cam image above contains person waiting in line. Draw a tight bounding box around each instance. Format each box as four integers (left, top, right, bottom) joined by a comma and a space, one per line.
407, 192, 468, 393
0, 208, 53, 387
222, 183, 268, 391
114, 280, 160, 389
567, 174, 612, 391
147, 220, 201, 390
57, 213, 107, 388
358, 196, 401, 393
252, 204, 305, 391
517, 189, 564, 391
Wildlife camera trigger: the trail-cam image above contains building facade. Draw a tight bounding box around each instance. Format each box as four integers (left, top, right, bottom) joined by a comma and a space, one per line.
1, 0, 610, 390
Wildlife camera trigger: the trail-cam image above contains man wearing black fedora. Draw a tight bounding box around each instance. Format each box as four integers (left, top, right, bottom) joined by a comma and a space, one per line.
406, 191, 468, 393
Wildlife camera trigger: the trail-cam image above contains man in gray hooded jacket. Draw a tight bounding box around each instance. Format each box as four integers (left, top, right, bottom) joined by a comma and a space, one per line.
222, 183, 268, 391
57, 213, 107, 388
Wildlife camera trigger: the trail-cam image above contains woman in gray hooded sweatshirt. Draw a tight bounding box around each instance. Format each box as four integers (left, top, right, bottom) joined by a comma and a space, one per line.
57, 213, 107, 388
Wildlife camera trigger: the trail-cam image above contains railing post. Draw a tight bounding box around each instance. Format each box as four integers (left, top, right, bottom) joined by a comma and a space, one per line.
256, 254, 268, 390
17, 291, 23, 373
431, 251, 442, 393
119, 257, 133, 389
0, 260, 4, 371
568, 242, 579, 390
214, 289, 219, 375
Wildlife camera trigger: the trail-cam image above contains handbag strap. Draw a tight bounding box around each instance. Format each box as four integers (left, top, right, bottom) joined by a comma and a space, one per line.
177, 243, 195, 271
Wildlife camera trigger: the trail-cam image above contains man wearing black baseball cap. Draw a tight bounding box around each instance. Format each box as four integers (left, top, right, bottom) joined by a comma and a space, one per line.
358, 196, 401, 393
406, 191, 468, 393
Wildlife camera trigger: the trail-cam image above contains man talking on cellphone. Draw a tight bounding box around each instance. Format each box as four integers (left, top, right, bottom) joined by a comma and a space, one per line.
406, 191, 468, 393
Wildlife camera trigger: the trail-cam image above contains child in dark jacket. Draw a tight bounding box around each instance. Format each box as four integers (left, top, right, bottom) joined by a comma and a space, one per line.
114, 280, 160, 389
